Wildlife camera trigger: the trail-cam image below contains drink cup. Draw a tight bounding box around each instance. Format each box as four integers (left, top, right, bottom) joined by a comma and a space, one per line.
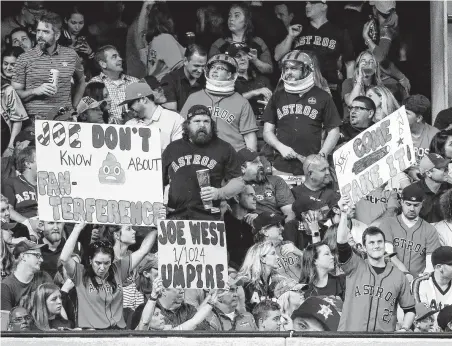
49, 69, 59, 92
196, 169, 213, 209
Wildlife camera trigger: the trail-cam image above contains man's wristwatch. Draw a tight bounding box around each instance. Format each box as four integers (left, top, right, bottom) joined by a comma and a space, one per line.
312, 231, 320, 238
318, 152, 326, 158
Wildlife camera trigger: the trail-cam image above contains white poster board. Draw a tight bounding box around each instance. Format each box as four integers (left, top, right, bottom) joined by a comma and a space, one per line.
35, 120, 163, 226
333, 107, 416, 204
158, 220, 228, 289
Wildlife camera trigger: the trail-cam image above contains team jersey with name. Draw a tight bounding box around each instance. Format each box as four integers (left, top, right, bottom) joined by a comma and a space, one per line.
413, 272, 452, 312
339, 244, 415, 332
2, 175, 38, 218
180, 90, 258, 151
292, 21, 355, 84
275, 240, 302, 281
263, 86, 342, 174
162, 137, 242, 213
412, 124, 439, 163
379, 215, 441, 277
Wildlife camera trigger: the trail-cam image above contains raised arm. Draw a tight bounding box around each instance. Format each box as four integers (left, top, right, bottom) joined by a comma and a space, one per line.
60, 222, 86, 278
130, 228, 158, 270
177, 291, 218, 330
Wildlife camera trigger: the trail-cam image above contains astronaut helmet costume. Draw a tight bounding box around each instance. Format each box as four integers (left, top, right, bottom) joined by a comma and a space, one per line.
205, 53, 238, 95
280, 50, 315, 94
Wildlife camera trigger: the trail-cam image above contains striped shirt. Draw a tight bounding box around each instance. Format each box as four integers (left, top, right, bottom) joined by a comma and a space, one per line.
88, 72, 140, 124
12, 45, 83, 120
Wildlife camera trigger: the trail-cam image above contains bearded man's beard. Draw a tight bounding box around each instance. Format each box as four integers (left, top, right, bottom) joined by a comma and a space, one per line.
189, 128, 213, 145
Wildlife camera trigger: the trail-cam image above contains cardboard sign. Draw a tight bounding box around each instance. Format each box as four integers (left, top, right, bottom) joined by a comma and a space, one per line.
158, 220, 228, 289
333, 107, 415, 204
35, 120, 163, 226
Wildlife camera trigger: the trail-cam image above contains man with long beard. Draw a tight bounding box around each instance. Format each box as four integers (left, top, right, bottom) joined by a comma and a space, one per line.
238, 148, 295, 222
162, 105, 244, 220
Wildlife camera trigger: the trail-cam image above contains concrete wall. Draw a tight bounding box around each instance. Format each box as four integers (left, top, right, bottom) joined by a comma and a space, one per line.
2, 337, 452, 346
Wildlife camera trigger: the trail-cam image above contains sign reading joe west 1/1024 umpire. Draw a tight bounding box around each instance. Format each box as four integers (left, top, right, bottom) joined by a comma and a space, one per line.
158, 220, 228, 289
35, 120, 163, 226
333, 106, 416, 205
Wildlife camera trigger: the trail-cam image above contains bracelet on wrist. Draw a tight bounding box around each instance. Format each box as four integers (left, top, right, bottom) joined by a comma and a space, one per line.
149, 295, 158, 301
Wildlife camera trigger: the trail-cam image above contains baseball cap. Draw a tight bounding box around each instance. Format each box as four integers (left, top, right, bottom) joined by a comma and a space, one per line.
186, 104, 212, 120
253, 212, 285, 233
77, 96, 106, 114
432, 246, 452, 266
437, 305, 452, 330
118, 82, 153, 106
270, 276, 308, 299
401, 183, 425, 202
291, 296, 341, 331
13, 129, 35, 147
143, 75, 168, 90
419, 153, 451, 175
370, 1, 396, 14
414, 302, 436, 322
136, 253, 158, 274
402, 95, 431, 119
237, 148, 259, 165
24, 1, 45, 11
12, 240, 45, 258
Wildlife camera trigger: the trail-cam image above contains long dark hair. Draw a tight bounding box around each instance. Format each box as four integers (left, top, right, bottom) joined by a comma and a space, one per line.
299, 242, 330, 286
430, 129, 452, 159
145, 3, 175, 43
228, 3, 254, 44
83, 241, 117, 293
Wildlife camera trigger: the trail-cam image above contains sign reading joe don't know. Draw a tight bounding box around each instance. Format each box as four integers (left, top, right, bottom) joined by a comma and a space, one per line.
35, 120, 163, 226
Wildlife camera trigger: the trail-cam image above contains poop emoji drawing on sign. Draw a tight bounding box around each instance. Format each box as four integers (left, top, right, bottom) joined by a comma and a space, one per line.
98, 153, 126, 185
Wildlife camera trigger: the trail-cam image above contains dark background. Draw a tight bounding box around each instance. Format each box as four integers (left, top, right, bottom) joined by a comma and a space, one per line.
1, 1, 432, 98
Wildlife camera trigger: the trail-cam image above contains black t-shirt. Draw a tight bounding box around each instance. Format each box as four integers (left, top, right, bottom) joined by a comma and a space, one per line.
303, 274, 346, 301
235, 74, 272, 116
292, 21, 355, 84
292, 184, 340, 216
338, 122, 363, 146
40, 239, 66, 279
337, 8, 368, 60
223, 211, 255, 270
162, 137, 242, 213
283, 219, 327, 251
263, 86, 342, 174
161, 66, 205, 112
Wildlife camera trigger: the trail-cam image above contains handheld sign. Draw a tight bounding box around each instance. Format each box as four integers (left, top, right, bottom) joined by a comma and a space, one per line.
158, 220, 228, 289
333, 107, 415, 204
35, 120, 163, 226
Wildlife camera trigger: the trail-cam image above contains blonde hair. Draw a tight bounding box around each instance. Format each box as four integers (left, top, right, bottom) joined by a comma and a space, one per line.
353, 50, 383, 87
31, 283, 62, 331
238, 241, 275, 288
368, 85, 400, 121
277, 291, 304, 317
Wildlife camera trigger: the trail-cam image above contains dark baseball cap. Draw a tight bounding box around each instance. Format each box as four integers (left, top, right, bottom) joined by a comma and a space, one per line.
432, 246, 452, 266
237, 148, 259, 165
187, 104, 211, 120
401, 183, 425, 202
13, 130, 35, 147
419, 153, 451, 175
437, 305, 452, 330
13, 240, 45, 258
291, 296, 341, 331
253, 212, 285, 233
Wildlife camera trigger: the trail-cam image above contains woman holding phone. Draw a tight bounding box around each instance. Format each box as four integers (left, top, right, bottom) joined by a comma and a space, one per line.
209, 3, 273, 75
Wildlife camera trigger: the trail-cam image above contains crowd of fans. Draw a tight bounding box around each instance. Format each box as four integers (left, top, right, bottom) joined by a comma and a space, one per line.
1, 0, 452, 334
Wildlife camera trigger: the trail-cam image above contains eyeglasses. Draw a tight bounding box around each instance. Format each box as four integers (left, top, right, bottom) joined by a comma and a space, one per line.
25, 252, 43, 260
348, 106, 371, 112
211, 65, 229, 73
11, 315, 32, 323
